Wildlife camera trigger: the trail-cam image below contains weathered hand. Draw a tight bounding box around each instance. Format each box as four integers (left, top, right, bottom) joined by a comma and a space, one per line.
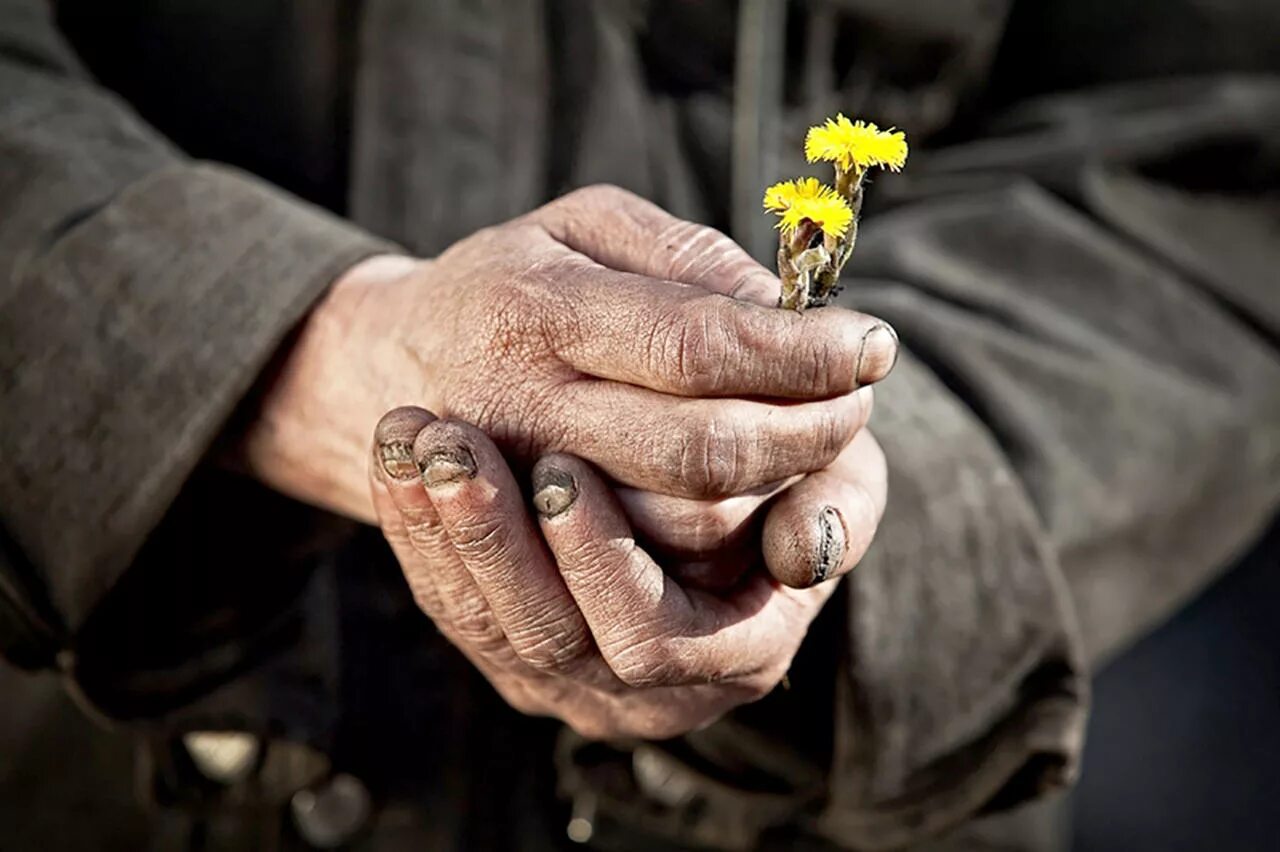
242, 185, 897, 533
369, 406, 887, 739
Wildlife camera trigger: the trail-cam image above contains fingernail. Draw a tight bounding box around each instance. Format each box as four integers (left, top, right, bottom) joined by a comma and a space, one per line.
421, 446, 477, 487
856, 323, 899, 385
532, 465, 578, 518
375, 407, 436, 480
379, 441, 420, 480
812, 506, 847, 585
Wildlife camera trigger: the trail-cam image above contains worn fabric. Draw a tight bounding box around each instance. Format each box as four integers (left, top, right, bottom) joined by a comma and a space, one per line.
1, 0, 1278, 850
0, 0, 394, 645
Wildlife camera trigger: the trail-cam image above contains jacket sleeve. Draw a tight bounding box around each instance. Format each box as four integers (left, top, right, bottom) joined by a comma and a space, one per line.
0, 0, 394, 666
813, 75, 1280, 847
552, 76, 1280, 851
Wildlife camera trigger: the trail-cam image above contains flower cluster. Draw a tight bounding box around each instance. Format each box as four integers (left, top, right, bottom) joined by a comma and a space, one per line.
804, 115, 908, 174
763, 115, 908, 310
763, 178, 853, 241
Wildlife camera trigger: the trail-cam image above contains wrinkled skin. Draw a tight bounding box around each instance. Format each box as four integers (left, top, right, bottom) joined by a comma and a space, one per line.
369, 406, 887, 740
243, 184, 898, 733
242, 185, 898, 589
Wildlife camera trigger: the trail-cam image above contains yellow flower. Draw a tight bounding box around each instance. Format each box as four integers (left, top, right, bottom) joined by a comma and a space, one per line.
762, 177, 853, 239
804, 114, 908, 173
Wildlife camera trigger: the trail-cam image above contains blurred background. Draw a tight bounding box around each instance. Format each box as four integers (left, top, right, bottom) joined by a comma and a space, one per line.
1074, 519, 1280, 851
3, 1, 1278, 850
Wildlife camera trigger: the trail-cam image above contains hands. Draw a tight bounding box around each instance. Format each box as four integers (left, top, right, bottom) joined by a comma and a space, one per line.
369, 406, 887, 739
242, 184, 899, 733
239, 185, 897, 554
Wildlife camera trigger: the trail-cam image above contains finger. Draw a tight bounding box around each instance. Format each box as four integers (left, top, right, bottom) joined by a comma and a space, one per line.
373, 408, 526, 672
616, 476, 798, 557
532, 453, 834, 690
372, 412, 597, 725
550, 382, 874, 498
530, 184, 780, 306
412, 418, 602, 677
762, 429, 888, 588
369, 406, 451, 617
545, 262, 898, 399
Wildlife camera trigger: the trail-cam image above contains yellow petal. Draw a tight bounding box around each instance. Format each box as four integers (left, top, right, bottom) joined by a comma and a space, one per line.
762, 178, 853, 239
804, 114, 908, 172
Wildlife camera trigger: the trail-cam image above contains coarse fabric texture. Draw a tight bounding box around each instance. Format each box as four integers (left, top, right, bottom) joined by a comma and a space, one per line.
1, 0, 1278, 850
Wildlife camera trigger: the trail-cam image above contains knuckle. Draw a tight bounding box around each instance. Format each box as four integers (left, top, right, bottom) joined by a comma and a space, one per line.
649, 302, 731, 394
604, 633, 691, 689
447, 515, 513, 566
804, 325, 859, 395
405, 579, 446, 621
812, 403, 853, 461
403, 515, 448, 553
671, 411, 749, 496
780, 402, 853, 475
510, 619, 596, 675
558, 535, 639, 587
449, 607, 507, 654
611, 658, 674, 690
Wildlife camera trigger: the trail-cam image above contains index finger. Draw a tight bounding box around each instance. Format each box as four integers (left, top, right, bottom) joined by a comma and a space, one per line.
545, 257, 899, 399
529, 184, 781, 306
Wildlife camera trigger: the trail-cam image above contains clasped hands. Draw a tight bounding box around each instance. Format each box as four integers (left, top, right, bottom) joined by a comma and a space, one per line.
242, 186, 898, 739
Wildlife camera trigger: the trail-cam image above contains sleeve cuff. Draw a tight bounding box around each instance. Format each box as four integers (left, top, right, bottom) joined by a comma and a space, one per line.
0, 162, 396, 631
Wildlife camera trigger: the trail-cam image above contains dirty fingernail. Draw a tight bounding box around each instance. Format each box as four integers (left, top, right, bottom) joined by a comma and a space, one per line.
374, 407, 436, 480
379, 441, 420, 480
421, 446, 477, 487
532, 465, 578, 518
812, 506, 847, 585
856, 323, 899, 386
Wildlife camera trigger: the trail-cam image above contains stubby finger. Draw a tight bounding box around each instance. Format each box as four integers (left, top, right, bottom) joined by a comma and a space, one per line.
413, 419, 601, 676
761, 429, 888, 588
553, 382, 873, 498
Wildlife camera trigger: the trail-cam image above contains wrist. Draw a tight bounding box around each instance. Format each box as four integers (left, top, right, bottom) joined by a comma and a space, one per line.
237, 253, 425, 523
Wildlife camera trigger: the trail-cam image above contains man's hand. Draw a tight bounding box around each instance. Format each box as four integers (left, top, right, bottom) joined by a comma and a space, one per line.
369, 406, 887, 739
238, 186, 898, 548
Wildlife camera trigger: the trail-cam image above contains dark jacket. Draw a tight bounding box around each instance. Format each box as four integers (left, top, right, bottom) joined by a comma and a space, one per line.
2, 1, 1279, 849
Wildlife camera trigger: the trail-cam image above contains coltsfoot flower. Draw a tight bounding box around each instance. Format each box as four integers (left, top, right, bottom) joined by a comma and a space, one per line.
766, 115, 910, 311
804, 114, 908, 174
763, 177, 853, 240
